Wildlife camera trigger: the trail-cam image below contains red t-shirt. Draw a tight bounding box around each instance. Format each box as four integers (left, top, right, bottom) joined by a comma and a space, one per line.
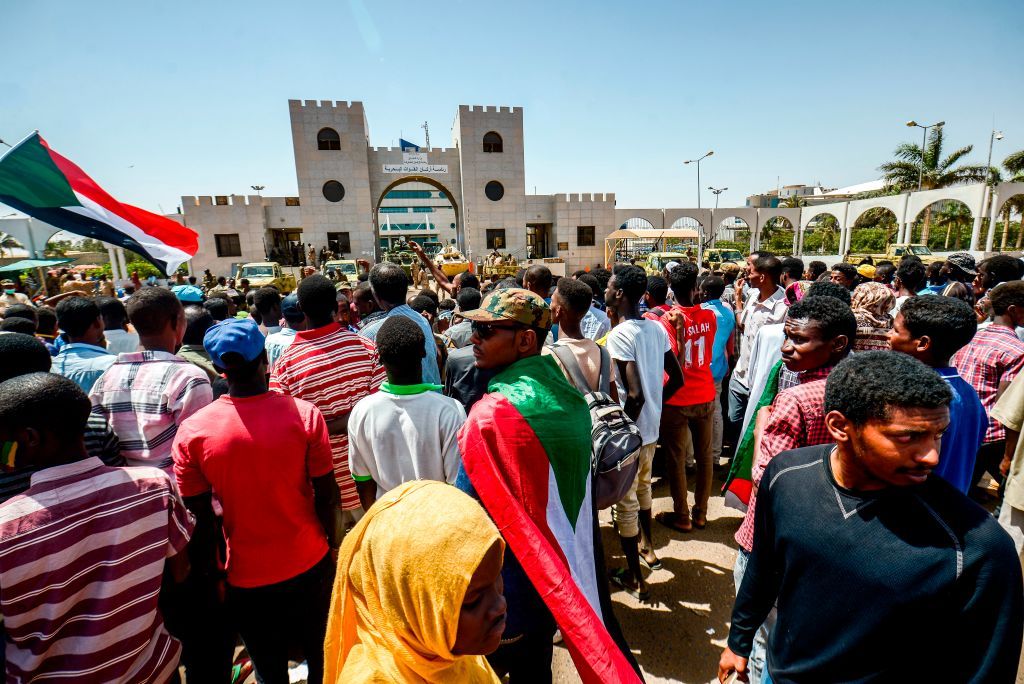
660, 304, 717, 406
173, 392, 334, 588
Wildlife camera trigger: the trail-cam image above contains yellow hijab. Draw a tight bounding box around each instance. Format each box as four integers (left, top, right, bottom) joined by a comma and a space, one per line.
323, 480, 503, 683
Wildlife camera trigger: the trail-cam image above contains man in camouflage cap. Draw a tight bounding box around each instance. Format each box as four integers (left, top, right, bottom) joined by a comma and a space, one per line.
458, 287, 552, 369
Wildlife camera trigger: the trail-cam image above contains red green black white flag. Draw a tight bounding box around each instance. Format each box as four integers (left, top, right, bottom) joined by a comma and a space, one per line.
0, 132, 198, 275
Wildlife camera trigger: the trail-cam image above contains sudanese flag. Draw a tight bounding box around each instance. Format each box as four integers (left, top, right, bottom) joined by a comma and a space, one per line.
458, 354, 641, 684
0, 132, 198, 274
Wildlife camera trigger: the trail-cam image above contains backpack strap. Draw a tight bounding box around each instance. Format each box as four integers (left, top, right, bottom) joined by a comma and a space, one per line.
551, 343, 593, 394
597, 345, 611, 394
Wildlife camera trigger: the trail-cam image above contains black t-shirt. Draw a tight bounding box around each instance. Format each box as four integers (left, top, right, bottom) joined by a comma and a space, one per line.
443, 346, 496, 412
730, 444, 1023, 683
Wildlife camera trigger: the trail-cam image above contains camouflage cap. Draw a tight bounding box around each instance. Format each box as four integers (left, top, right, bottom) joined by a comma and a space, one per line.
458, 287, 552, 329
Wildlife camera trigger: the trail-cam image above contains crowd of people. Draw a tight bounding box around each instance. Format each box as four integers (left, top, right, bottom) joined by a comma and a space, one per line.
0, 245, 1023, 682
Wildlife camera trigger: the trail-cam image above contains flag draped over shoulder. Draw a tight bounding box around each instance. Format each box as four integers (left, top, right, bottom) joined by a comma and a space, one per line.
0, 132, 198, 274
723, 359, 785, 509
458, 354, 641, 684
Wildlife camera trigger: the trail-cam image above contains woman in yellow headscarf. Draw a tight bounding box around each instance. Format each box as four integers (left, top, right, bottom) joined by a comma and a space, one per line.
323, 480, 506, 683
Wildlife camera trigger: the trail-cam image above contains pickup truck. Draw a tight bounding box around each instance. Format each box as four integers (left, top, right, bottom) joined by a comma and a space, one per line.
704, 248, 745, 268
234, 262, 297, 293
845, 244, 942, 266
323, 259, 360, 283
642, 251, 689, 276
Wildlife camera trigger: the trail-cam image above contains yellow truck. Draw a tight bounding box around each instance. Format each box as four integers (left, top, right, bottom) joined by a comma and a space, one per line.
234, 262, 297, 293
845, 244, 943, 266
323, 259, 360, 283
703, 248, 745, 269
642, 251, 689, 276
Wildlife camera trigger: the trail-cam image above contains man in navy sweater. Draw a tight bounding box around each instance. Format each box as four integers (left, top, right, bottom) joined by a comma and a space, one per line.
719, 351, 1023, 683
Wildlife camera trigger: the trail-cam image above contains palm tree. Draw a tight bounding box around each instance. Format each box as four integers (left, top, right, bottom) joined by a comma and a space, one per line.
0, 233, 22, 258
1002, 150, 1024, 250
934, 202, 971, 250
878, 126, 988, 244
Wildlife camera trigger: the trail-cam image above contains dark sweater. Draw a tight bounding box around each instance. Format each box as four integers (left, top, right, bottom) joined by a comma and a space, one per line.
730, 444, 1023, 683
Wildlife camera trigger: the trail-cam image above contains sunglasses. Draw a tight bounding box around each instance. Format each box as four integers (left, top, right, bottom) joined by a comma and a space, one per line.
471, 321, 524, 339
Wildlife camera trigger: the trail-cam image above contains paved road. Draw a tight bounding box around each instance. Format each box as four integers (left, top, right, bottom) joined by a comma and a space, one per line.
553, 467, 744, 684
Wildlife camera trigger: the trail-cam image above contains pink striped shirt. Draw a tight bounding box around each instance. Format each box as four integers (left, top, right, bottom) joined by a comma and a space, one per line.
0, 458, 194, 682
89, 351, 213, 471
269, 322, 385, 510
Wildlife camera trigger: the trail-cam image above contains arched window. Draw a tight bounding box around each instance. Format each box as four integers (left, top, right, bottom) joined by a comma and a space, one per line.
317, 128, 341, 151
482, 131, 503, 153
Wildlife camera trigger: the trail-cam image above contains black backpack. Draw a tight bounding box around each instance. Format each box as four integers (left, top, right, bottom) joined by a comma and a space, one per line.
551, 343, 643, 509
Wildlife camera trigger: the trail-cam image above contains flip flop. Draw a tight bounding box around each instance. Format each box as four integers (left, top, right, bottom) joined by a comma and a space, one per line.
655, 511, 693, 533
609, 567, 650, 602
640, 554, 663, 571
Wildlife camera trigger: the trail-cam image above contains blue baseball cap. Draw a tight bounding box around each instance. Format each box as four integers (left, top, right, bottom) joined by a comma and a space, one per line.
281, 293, 304, 324
203, 318, 265, 368
172, 284, 205, 303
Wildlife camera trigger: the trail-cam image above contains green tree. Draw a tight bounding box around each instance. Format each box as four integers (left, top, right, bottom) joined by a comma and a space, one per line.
934, 201, 972, 250
1000, 150, 1024, 250
878, 126, 987, 243
0, 233, 22, 258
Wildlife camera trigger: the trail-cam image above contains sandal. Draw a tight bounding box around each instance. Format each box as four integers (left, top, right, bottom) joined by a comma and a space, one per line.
640, 554, 663, 571
691, 506, 707, 530
609, 567, 650, 602
655, 511, 693, 533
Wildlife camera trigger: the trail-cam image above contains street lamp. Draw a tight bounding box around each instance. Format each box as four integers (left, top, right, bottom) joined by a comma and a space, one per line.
684, 150, 714, 208
251, 185, 265, 197
905, 120, 944, 191
985, 130, 1004, 185
708, 186, 728, 210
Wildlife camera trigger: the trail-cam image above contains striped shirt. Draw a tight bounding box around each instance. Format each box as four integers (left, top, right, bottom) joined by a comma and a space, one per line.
89, 351, 213, 470
270, 322, 385, 510
952, 325, 1024, 443
0, 458, 194, 682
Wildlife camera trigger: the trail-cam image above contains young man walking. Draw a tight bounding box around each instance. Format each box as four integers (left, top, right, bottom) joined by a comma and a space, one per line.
456, 288, 640, 684
270, 274, 385, 522
655, 262, 718, 533
0, 373, 193, 682
349, 316, 465, 510
719, 352, 1023, 683
544, 276, 606, 391
889, 296, 987, 493
173, 318, 341, 683
605, 266, 684, 599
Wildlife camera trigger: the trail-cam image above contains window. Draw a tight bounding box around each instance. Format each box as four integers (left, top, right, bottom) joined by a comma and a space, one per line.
317, 128, 341, 151
214, 233, 241, 257
380, 207, 409, 213
327, 232, 351, 254
411, 207, 435, 213
485, 180, 504, 202
577, 226, 596, 246
285, 197, 300, 206
385, 190, 432, 199
322, 180, 345, 202
483, 131, 503, 153
486, 229, 506, 250
215, 196, 228, 206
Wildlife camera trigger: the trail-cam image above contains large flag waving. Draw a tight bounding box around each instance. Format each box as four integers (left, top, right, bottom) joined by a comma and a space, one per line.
0, 132, 198, 274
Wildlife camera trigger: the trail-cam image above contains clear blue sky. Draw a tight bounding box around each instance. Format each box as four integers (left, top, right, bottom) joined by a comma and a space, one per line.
3, 0, 1021, 215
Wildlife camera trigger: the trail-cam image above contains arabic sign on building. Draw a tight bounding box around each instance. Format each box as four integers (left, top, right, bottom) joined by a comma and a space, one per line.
383, 163, 449, 174
403, 152, 427, 163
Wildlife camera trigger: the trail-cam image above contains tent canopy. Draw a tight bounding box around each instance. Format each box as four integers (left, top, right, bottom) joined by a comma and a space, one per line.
606, 227, 699, 241
0, 258, 72, 273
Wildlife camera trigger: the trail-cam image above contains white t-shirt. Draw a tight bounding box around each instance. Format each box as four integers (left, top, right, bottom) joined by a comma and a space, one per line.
348, 389, 467, 499
606, 319, 671, 446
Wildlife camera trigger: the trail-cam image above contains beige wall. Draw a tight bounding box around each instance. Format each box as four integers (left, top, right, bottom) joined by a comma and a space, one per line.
181, 195, 266, 276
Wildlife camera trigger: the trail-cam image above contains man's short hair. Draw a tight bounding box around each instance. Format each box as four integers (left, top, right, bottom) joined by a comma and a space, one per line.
0, 332, 51, 381
369, 263, 409, 306
990, 280, 1024, 316
981, 255, 1024, 287
806, 281, 852, 306
556, 277, 594, 316
667, 262, 699, 300
807, 260, 828, 280
613, 266, 648, 305
188, 275, 197, 285
645, 275, 668, 305
252, 287, 281, 317
296, 274, 339, 321
787, 297, 856, 350
898, 296, 976, 362
0, 318, 37, 335
183, 305, 215, 346
3, 304, 37, 325
203, 295, 230, 321
524, 265, 552, 293
874, 263, 897, 284
895, 260, 926, 292
35, 305, 57, 336
456, 272, 480, 291
824, 351, 951, 426
126, 287, 182, 336
56, 297, 101, 337
416, 288, 440, 306
831, 262, 858, 285
0, 372, 91, 441
701, 276, 726, 301
376, 315, 425, 369
456, 287, 482, 312
590, 268, 612, 293
781, 257, 805, 282
95, 296, 128, 330
753, 255, 783, 283
439, 298, 457, 312
578, 274, 602, 299
409, 295, 438, 317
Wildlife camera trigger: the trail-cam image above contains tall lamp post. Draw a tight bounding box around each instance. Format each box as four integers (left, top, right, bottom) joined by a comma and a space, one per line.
708, 186, 727, 210
250, 184, 265, 197
985, 129, 1004, 185
684, 150, 714, 208
905, 120, 944, 190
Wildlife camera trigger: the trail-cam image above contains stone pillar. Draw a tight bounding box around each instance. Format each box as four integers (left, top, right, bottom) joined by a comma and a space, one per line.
117, 248, 129, 282
106, 245, 121, 281
985, 189, 999, 253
